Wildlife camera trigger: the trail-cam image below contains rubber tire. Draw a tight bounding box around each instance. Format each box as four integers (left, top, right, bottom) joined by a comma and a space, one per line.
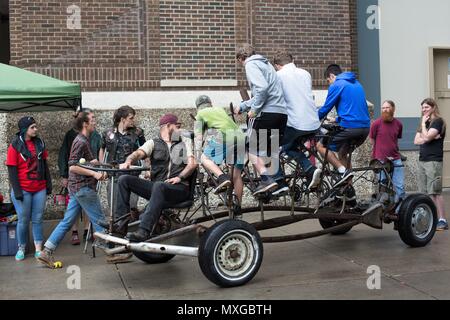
318, 218, 354, 235
397, 193, 437, 247
133, 249, 175, 264
198, 220, 263, 288
318, 184, 355, 235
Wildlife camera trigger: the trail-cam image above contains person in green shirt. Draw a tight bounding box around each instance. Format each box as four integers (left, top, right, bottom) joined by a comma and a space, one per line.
194, 95, 245, 212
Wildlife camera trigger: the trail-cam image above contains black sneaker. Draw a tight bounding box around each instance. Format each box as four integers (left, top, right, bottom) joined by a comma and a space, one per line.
336, 186, 357, 206
345, 186, 356, 201
271, 180, 290, 196
307, 168, 322, 190
213, 174, 232, 194
233, 203, 242, 217
253, 177, 278, 196
126, 228, 151, 242
334, 169, 354, 188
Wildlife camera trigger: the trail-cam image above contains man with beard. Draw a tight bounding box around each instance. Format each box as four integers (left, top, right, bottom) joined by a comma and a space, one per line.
370, 100, 405, 203
113, 113, 197, 242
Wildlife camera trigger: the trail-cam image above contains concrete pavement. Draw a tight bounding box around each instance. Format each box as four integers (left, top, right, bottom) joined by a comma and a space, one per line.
1, 192, 450, 300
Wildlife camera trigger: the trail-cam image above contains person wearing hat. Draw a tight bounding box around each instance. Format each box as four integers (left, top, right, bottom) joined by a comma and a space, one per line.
194, 95, 245, 214
6, 116, 52, 261
110, 113, 197, 242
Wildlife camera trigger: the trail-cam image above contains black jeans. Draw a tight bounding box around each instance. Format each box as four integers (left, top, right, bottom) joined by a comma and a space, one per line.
116, 175, 189, 232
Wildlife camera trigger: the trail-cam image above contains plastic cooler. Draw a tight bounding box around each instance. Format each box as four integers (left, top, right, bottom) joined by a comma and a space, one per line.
0, 222, 18, 256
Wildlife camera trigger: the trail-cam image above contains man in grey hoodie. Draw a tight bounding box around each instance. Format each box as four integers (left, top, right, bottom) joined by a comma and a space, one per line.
235, 43, 288, 196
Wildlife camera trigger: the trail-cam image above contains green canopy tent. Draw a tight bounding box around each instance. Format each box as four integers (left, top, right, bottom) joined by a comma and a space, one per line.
0, 63, 81, 112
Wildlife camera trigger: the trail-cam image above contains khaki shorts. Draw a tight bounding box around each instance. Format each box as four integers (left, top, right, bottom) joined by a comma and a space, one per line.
418, 161, 443, 195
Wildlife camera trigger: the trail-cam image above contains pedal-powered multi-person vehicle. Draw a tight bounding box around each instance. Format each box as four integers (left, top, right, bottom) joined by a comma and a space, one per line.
80, 119, 438, 288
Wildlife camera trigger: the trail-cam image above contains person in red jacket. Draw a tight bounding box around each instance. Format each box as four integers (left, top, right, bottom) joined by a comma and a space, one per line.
6, 117, 52, 261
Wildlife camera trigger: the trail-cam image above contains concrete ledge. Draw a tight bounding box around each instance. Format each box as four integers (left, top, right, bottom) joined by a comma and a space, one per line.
81, 90, 329, 110
160, 79, 238, 87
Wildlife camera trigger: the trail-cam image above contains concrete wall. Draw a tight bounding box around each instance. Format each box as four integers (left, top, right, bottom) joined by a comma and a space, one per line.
379, 0, 450, 118
1, 95, 422, 220
0, 108, 198, 219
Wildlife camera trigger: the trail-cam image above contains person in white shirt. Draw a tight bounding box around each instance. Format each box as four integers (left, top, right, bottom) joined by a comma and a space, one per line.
273, 50, 322, 189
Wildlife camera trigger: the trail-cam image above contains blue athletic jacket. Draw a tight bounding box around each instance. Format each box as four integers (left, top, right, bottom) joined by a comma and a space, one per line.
318, 72, 370, 129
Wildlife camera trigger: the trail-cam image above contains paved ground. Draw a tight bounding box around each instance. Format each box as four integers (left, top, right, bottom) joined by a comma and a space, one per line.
1, 192, 450, 300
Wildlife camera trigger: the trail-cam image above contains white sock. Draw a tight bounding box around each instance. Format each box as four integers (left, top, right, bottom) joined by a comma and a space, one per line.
338, 166, 346, 174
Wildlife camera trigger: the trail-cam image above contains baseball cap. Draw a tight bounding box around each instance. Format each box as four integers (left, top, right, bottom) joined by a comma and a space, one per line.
195, 95, 212, 109
159, 113, 180, 126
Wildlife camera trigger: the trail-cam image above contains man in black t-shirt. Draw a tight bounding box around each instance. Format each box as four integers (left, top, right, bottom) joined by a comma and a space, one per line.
414, 98, 448, 231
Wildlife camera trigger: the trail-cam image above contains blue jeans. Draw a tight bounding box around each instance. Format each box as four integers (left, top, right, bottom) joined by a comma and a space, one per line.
45, 187, 105, 251
380, 159, 405, 203
11, 189, 47, 249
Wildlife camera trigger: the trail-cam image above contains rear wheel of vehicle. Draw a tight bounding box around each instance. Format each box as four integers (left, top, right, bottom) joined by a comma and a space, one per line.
318, 218, 354, 235
299, 177, 331, 208
397, 194, 437, 247
318, 184, 357, 235
198, 220, 263, 287
133, 249, 175, 264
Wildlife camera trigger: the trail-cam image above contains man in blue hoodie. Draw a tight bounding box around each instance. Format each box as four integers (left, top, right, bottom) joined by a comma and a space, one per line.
317, 64, 370, 187
235, 44, 288, 196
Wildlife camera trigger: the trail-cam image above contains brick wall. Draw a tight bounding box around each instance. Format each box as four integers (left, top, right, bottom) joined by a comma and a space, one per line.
251, 0, 353, 89
159, 0, 236, 80
9, 0, 356, 91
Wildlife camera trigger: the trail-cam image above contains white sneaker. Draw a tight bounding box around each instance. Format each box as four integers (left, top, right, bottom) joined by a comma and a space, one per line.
308, 168, 322, 189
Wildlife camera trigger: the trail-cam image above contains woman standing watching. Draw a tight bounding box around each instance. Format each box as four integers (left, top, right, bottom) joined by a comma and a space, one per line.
414, 98, 448, 231
6, 117, 52, 260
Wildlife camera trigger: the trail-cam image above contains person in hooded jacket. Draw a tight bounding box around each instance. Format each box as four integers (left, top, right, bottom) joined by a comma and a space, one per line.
6, 117, 52, 261
234, 43, 288, 197
316, 64, 370, 187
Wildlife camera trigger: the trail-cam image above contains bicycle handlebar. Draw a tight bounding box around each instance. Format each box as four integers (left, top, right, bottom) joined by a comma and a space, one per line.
77, 163, 150, 173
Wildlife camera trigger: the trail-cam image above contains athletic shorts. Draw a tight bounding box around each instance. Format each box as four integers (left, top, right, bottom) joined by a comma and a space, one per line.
247, 112, 287, 157
326, 127, 370, 153
203, 140, 245, 170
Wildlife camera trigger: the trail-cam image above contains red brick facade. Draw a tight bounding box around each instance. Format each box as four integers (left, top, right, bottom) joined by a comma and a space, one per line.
9, 0, 357, 91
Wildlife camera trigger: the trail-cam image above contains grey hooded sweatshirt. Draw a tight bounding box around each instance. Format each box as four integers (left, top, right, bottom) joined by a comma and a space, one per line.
240, 54, 287, 117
